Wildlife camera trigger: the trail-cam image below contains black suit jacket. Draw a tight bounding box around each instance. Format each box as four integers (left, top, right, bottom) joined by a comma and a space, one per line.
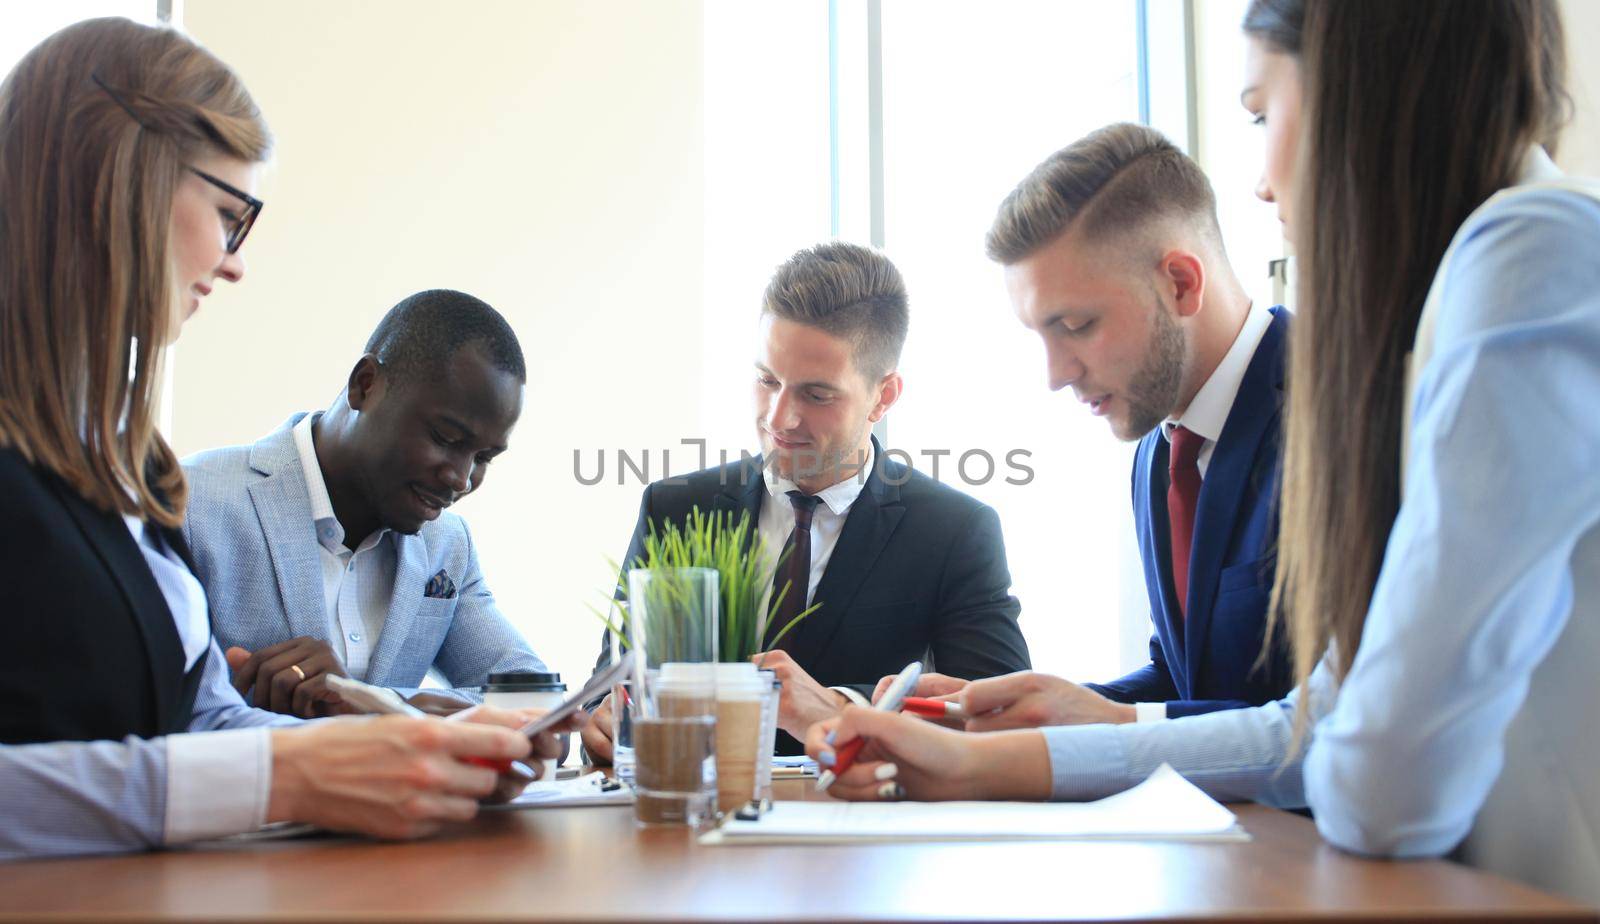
0, 448, 203, 745
594, 438, 1030, 752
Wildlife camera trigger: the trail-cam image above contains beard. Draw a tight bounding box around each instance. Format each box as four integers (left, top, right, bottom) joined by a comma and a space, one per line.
1117, 301, 1186, 441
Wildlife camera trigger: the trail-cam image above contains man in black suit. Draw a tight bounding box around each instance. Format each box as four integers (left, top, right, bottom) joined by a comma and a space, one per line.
581, 242, 1030, 757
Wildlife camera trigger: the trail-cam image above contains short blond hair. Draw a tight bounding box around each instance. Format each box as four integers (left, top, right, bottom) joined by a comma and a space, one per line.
986, 122, 1220, 265
761, 242, 908, 381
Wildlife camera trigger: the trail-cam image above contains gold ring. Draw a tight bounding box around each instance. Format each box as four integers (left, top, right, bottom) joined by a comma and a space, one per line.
290, 664, 307, 681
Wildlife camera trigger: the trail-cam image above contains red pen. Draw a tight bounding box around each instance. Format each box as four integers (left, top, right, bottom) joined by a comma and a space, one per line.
817, 661, 922, 792
902, 696, 967, 720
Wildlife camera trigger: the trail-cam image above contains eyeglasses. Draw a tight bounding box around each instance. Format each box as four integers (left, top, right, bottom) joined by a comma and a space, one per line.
187, 167, 263, 254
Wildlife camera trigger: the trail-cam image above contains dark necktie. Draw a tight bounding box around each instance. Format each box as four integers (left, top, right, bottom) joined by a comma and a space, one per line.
1167, 426, 1204, 618
765, 490, 822, 653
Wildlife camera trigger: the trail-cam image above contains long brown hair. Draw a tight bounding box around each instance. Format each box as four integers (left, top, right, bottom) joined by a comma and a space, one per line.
0, 18, 270, 527
1247, 0, 1570, 727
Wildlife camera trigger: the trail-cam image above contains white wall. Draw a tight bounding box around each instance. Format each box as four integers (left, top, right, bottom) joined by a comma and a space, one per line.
1193, 0, 1283, 306
177, 1, 708, 685
170, 0, 1599, 692
1559, 0, 1600, 175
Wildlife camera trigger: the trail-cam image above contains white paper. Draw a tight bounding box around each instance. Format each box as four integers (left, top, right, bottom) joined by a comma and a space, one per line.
701, 763, 1246, 845
770, 755, 818, 778
494, 771, 634, 810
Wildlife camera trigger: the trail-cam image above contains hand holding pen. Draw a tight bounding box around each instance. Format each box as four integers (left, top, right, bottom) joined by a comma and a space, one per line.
815, 661, 923, 795
803, 688, 1055, 803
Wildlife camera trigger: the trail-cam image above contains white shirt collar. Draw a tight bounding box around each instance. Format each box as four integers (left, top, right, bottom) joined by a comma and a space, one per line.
292, 413, 335, 521
1162, 300, 1275, 445
292, 412, 386, 552
1519, 144, 1563, 185
762, 440, 875, 517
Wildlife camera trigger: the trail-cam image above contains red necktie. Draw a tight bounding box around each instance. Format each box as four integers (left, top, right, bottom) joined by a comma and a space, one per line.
765, 490, 821, 653
1167, 426, 1204, 618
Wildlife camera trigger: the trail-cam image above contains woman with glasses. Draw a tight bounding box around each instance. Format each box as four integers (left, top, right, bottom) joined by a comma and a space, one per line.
805, 0, 1600, 903
0, 18, 578, 860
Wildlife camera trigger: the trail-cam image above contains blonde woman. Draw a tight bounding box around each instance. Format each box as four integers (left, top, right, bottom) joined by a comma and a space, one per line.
0, 18, 577, 860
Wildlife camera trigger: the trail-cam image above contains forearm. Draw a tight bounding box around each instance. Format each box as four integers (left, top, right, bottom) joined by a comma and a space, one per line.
0, 727, 272, 861
1085, 660, 1177, 705
970, 731, 1053, 801
1043, 670, 1332, 806
0, 738, 167, 860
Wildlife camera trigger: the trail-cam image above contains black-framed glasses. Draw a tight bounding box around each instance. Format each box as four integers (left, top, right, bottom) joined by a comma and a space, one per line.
187, 167, 263, 254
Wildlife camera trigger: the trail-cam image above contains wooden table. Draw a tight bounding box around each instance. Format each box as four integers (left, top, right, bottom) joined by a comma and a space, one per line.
0, 779, 1592, 923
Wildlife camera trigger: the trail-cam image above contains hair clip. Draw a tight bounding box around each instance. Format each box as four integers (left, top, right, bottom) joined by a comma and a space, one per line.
91, 72, 151, 130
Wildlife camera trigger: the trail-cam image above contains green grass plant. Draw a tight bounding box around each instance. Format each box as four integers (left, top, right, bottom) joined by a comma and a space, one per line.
588, 506, 820, 662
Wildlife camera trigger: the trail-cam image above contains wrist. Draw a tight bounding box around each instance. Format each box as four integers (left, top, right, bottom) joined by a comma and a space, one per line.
1112, 702, 1137, 725
968, 731, 1053, 801
265, 728, 307, 824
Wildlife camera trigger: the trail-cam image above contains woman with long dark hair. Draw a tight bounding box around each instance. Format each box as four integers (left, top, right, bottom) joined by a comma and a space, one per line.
804, 0, 1600, 902
0, 18, 576, 860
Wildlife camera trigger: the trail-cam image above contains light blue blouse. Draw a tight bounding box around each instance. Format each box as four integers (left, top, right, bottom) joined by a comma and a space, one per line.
1044, 176, 1600, 902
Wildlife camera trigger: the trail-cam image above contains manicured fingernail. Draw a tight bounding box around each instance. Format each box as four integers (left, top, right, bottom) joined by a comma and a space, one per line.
824, 730, 836, 747
817, 749, 835, 767
877, 781, 905, 800
874, 763, 898, 781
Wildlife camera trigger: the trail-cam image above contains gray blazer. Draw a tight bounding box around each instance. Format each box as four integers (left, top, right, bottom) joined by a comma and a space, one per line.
180, 413, 546, 700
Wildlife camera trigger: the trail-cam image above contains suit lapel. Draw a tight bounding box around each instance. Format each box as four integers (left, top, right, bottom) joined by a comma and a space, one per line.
245, 422, 328, 642
365, 531, 430, 684
49, 479, 184, 725
1182, 310, 1288, 686
710, 456, 764, 538
786, 439, 906, 668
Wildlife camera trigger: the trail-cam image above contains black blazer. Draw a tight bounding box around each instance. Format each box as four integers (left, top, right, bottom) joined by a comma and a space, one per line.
593, 438, 1031, 751
0, 448, 203, 745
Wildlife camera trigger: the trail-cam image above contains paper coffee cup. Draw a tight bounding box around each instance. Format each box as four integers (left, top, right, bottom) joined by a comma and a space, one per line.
483, 672, 567, 780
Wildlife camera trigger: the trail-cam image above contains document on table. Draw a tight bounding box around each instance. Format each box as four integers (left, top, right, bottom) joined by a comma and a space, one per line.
492, 771, 634, 810
700, 763, 1247, 845
771, 754, 818, 778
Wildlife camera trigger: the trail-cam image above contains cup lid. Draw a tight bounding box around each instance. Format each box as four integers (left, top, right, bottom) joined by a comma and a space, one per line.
485, 671, 564, 686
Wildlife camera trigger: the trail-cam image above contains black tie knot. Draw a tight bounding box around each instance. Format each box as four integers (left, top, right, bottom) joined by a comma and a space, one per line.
787, 490, 822, 529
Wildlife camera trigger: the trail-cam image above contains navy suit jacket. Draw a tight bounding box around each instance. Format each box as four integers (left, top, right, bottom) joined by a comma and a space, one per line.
1087, 308, 1293, 718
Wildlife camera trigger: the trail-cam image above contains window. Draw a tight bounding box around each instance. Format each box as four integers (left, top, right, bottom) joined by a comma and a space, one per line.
706, 2, 1162, 681
1, 2, 160, 74
876, 1, 1144, 681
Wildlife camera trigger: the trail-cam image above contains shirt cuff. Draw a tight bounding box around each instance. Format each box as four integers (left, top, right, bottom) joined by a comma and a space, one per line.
1134, 701, 1168, 723
163, 727, 273, 844
831, 686, 871, 708
1043, 723, 1133, 801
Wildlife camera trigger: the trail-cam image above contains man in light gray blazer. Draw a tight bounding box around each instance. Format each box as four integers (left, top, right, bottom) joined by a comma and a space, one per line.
182, 289, 547, 717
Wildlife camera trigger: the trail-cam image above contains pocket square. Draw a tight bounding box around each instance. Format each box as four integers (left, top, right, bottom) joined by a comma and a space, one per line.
424, 569, 457, 600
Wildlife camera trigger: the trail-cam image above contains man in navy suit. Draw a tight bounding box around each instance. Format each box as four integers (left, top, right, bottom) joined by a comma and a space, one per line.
582, 242, 1031, 757
889, 123, 1292, 728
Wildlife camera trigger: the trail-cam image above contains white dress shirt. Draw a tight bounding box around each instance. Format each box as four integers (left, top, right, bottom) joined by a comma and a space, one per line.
1160, 299, 1275, 478
1134, 300, 1276, 723
756, 443, 876, 706
292, 413, 395, 681
122, 515, 210, 672
755, 441, 876, 622
120, 515, 274, 846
